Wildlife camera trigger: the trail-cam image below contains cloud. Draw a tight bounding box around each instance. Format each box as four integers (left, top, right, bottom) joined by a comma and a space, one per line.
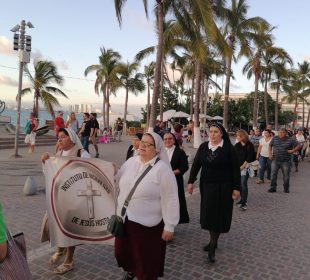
31, 49, 44, 61
0, 36, 14, 56
0, 74, 18, 87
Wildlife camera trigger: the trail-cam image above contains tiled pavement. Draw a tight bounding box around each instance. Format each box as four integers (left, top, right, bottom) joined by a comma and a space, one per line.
1, 139, 310, 279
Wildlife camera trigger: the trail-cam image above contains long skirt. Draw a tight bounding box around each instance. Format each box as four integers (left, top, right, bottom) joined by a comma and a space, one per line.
115, 219, 166, 280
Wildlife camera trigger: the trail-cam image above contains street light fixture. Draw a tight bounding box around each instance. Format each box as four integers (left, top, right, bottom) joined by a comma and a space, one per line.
11, 20, 34, 158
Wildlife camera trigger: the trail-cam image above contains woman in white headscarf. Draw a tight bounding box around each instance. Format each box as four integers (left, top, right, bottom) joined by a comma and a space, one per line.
114, 132, 179, 280
41, 128, 90, 275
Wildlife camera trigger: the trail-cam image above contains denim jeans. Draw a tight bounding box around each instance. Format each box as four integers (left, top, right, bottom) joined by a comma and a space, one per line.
240, 173, 249, 204
259, 156, 271, 181
80, 136, 89, 152
270, 160, 290, 191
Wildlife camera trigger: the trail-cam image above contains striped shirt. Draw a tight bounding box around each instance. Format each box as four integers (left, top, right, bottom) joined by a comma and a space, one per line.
270, 136, 298, 162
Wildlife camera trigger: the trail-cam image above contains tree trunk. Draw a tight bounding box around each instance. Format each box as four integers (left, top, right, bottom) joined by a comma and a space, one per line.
264, 76, 269, 126
253, 74, 259, 129
293, 98, 298, 129
160, 60, 164, 121
103, 86, 107, 128
106, 85, 110, 129
193, 62, 202, 148
203, 80, 209, 142
275, 85, 280, 131
149, 2, 164, 131
306, 107, 310, 129
223, 55, 232, 130
146, 82, 150, 128
123, 87, 129, 135
190, 72, 195, 120
302, 100, 305, 128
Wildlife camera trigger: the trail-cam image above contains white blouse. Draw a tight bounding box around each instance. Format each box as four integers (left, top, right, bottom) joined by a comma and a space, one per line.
165, 146, 176, 162
116, 156, 179, 232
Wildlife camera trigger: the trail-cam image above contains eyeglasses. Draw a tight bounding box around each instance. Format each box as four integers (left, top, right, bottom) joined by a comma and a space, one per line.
139, 140, 155, 147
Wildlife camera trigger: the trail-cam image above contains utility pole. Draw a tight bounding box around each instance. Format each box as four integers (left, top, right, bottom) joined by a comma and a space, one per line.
11, 20, 34, 157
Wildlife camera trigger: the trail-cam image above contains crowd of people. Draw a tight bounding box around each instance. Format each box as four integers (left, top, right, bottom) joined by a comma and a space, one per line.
6, 116, 310, 279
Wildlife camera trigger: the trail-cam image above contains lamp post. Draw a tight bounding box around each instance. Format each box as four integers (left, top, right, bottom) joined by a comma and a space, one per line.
11, 20, 34, 158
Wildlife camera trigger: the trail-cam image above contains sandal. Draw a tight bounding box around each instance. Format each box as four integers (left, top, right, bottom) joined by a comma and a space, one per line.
48, 248, 67, 266
53, 262, 74, 274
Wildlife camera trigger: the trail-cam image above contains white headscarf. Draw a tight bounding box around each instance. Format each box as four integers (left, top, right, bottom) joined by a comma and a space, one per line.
146, 131, 170, 165
62, 127, 83, 150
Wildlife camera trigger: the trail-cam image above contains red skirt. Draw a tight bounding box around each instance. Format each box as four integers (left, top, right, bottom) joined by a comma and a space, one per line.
115, 218, 166, 280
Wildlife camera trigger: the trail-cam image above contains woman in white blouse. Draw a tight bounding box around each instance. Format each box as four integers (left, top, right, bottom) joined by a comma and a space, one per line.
115, 132, 179, 280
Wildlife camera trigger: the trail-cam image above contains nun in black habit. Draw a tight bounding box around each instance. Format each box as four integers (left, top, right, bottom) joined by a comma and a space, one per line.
187, 123, 240, 263
163, 132, 189, 224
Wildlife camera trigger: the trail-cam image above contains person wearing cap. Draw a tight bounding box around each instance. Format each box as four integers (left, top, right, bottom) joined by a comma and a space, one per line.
268, 128, 301, 193
126, 133, 143, 160
114, 132, 179, 280
187, 123, 240, 263
41, 128, 90, 274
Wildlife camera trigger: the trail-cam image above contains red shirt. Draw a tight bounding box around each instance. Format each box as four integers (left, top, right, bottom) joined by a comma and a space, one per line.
54, 117, 65, 136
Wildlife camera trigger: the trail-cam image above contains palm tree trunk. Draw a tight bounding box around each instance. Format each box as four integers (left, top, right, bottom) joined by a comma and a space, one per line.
146, 82, 150, 128
103, 86, 107, 128
293, 98, 298, 129
123, 87, 129, 135
149, 1, 164, 131
190, 73, 195, 120
194, 62, 202, 148
203, 80, 209, 142
160, 60, 164, 121
275, 85, 280, 131
106, 85, 110, 129
253, 74, 259, 129
302, 100, 305, 127
264, 76, 269, 126
223, 55, 232, 130
306, 107, 310, 129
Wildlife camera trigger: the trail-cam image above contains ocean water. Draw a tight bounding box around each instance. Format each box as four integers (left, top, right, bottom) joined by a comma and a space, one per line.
3, 109, 83, 128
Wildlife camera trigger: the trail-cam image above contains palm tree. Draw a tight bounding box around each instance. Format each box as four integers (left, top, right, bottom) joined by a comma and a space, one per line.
22, 60, 67, 118
296, 61, 310, 127
85, 47, 121, 128
220, 0, 269, 129
143, 62, 155, 128
117, 61, 145, 133
270, 62, 290, 130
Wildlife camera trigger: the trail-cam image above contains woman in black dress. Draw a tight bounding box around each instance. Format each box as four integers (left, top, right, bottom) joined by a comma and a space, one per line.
187, 123, 240, 263
164, 132, 189, 224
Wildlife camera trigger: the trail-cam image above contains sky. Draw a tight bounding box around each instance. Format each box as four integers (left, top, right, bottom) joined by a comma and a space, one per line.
1, 0, 310, 113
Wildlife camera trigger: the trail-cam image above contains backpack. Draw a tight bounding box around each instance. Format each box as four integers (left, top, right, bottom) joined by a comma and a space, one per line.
24, 121, 31, 134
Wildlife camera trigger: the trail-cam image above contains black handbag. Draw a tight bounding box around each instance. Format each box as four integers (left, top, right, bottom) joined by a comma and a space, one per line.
107, 158, 160, 237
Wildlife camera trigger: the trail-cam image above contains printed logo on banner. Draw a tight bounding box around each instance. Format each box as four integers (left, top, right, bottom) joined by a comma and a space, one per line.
51, 159, 114, 241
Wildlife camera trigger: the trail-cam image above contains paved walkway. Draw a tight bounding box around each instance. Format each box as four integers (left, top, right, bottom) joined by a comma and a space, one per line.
0, 138, 310, 279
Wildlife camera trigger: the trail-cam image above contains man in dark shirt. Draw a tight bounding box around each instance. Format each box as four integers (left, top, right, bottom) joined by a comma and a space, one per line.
268, 128, 301, 193
90, 113, 100, 158
78, 112, 91, 152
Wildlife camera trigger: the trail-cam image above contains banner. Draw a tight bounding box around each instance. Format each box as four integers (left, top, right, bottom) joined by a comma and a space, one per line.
44, 157, 116, 247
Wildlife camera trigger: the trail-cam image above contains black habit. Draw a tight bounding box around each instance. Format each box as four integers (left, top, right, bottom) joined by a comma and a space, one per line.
188, 141, 240, 233
126, 145, 135, 160
170, 146, 190, 224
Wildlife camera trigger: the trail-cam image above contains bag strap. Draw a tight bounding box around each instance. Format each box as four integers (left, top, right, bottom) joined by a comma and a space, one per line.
121, 157, 160, 217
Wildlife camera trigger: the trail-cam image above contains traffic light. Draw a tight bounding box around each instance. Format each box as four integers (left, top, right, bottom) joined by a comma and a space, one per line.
25, 35, 31, 52
13, 34, 19, 51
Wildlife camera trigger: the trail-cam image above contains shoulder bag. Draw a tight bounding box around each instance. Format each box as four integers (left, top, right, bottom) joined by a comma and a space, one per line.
107, 158, 160, 237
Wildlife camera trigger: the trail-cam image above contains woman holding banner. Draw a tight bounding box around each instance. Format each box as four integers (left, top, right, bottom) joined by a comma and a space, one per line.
41, 128, 90, 274
115, 132, 179, 280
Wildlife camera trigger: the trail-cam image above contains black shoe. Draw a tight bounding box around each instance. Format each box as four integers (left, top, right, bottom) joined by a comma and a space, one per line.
203, 243, 218, 252
241, 204, 247, 211
268, 188, 276, 193
207, 246, 216, 263
236, 201, 243, 208
284, 189, 290, 193
123, 272, 135, 280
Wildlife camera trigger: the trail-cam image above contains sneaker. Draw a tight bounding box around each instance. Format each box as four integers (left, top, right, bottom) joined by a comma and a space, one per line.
236, 201, 242, 207
256, 180, 264, 184
268, 188, 276, 193
241, 204, 247, 211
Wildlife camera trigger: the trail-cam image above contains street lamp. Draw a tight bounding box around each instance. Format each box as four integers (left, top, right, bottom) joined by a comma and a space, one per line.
11, 20, 34, 158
